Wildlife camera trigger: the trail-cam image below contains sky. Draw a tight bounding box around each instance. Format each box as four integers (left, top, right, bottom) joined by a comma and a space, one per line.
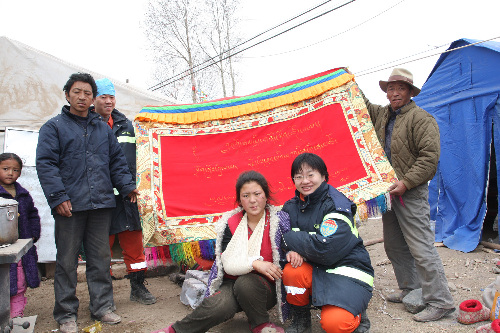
1, 0, 499, 105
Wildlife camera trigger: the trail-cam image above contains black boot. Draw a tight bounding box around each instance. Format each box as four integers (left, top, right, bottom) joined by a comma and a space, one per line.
286, 305, 312, 333
129, 270, 157, 305
353, 310, 370, 333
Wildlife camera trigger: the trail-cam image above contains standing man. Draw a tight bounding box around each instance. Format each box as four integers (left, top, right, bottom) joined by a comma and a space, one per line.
92, 78, 156, 305
36, 73, 138, 333
361, 68, 455, 322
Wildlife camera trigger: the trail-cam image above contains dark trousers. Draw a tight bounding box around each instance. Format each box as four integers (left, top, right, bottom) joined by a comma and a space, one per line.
53, 209, 115, 324
173, 273, 277, 333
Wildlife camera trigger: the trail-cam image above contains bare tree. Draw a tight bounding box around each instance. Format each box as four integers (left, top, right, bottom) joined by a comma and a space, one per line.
202, 0, 241, 98
144, 0, 203, 103
144, 0, 241, 102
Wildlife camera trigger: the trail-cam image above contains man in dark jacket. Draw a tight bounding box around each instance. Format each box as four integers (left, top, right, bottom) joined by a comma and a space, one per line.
362, 68, 455, 322
36, 73, 139, 333
92, 78, 156, 305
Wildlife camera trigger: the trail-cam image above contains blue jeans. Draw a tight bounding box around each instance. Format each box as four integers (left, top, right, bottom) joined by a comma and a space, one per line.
53, 209, 115, 324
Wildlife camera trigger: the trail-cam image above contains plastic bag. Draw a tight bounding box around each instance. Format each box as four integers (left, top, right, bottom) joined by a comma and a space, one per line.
81, 321, 102, 332
483, 276, 500, 316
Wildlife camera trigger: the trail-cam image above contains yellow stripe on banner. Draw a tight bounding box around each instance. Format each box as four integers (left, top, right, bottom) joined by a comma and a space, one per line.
323, 213, 358, 238
326, 266, 374, 287
135, 73, 355, 124
117, 136, 136, 143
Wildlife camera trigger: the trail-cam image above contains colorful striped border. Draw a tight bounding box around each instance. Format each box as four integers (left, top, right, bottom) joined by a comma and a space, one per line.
135, 68, 354, 124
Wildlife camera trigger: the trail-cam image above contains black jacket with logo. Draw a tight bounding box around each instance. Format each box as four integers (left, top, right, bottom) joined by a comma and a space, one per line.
280, 181, 373, 315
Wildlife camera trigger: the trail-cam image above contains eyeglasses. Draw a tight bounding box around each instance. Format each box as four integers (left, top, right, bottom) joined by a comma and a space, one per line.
293, 173, 317, 182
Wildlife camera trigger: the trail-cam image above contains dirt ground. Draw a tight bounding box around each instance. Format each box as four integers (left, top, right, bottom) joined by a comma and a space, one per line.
23, 217, 500, 333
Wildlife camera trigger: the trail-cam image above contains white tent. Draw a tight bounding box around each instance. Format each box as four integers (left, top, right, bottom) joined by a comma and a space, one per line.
0, 36, 174, 261
0, 36, 173, 131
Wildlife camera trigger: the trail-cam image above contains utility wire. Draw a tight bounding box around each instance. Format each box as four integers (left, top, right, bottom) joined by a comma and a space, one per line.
243, 0, 407, 59
355, 43, 449, 75
150, 0, 356, 91
148, 0, 343, 91
355, 36, 500, 77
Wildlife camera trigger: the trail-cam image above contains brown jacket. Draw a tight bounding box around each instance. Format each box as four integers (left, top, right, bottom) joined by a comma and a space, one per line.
363, 95, 440, 190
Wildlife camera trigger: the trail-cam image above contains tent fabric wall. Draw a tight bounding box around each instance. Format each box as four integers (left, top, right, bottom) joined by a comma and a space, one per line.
0, 36, 175, 261
414, 38, 500, 252
0, 36, 174, 130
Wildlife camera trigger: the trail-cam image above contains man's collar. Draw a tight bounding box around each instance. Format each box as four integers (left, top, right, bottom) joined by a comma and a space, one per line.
390, 100, 414, 114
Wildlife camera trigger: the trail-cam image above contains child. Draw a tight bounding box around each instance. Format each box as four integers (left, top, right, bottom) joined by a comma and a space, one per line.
0, 153, 41, 318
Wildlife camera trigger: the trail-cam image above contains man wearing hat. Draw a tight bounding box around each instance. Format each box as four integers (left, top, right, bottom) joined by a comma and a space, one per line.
362, 68, 455, 322
92, 78, 156, 305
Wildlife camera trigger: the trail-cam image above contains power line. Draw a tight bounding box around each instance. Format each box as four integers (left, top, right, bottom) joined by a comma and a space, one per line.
149, 0, 357, 92
147, 0, 342, 91
355, 36, 500, 77
243, 0, 407, 59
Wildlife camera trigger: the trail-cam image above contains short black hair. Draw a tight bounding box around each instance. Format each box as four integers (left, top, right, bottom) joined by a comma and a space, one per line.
63, 73, 98, 98
290, 153, 329, 182
0, 152, 23, 170
235, 170, 274, 206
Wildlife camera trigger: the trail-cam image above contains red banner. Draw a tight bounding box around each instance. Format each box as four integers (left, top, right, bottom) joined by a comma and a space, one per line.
160, 103, 367, 217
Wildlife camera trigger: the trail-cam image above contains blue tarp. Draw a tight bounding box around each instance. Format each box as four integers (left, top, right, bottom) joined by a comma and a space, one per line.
414, 38, 500, 252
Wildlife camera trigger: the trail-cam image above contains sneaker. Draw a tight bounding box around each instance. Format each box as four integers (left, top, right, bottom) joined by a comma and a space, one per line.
91, 311, 121, 324
251, 322, 285, 333
59, 320, 78, 333
413, 304, 455, 322
386, 289, 411, 303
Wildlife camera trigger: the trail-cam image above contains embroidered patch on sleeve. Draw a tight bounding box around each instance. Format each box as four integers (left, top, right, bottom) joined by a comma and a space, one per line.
320, 219, 338, 237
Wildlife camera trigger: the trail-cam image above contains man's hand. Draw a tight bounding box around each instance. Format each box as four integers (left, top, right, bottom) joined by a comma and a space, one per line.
128, 189, 140, 203
252, 260, 283, 281
388, 180, 407, 196
286, 251, 304, 268
56, 200, 72, 217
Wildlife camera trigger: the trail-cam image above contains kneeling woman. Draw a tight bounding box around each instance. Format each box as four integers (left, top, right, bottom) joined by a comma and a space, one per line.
152, 171, 287, 333
280, 153, 373, 333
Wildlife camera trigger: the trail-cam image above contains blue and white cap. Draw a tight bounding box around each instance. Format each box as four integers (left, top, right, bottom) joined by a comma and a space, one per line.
95, 78, 115, 97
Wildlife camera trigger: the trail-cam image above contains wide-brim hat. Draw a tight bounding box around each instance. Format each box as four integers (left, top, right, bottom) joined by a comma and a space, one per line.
379, 68, 421, 96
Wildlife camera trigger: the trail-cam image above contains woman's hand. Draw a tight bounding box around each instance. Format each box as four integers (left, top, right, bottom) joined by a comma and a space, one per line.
286, 251, 304, 268
252, 260, 283, 281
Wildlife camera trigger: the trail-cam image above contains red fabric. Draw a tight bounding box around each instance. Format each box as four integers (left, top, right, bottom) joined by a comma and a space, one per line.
107, 116, 113, 129
227, 210, 273, 263
224, 210, 274, 281
194, 257, 214, 271
282, 262, 314, 306
320, 305, 360, 333
492, 319, 500, 332
252, 68, 341, 95
460, 299, 482, 312
283, 263, 361, 332
159, 103, 366, 217
109, 230, 146, 273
